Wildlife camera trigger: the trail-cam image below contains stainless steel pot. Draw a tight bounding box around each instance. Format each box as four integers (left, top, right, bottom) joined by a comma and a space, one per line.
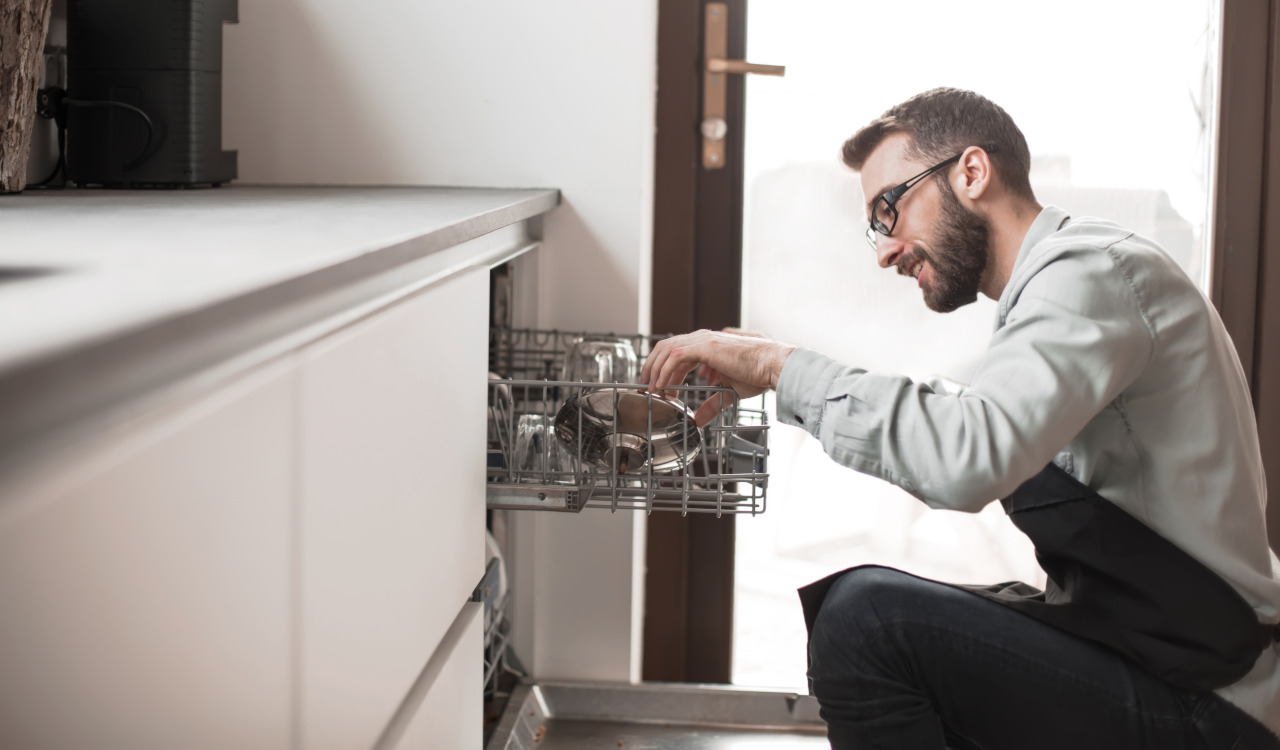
553, 389, 702, 474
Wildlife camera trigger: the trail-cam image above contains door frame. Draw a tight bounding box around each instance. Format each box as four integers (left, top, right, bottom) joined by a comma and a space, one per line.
1214, 0, 1280, 548
644, 0, 747, 684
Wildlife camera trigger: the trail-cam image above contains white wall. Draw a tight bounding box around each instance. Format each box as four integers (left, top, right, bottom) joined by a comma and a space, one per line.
223, 1, 657, 683
223, 0, 654, 334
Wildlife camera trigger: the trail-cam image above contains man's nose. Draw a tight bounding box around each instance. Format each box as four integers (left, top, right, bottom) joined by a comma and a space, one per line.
874, 235, 906, 269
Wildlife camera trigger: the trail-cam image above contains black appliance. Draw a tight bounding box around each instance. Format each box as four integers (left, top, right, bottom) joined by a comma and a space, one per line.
66, 0, 238, 187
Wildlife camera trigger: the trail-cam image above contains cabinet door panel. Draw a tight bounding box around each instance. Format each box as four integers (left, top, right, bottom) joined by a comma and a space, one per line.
298, 269, 488, 750
0, 365, 294, 750
395, 604, 483, 750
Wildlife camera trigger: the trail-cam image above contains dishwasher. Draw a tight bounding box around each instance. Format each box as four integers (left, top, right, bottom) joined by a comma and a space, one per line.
480, 322, 826, 749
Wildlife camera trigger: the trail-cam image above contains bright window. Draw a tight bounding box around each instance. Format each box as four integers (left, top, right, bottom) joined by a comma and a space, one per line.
734, 0, 1221, 689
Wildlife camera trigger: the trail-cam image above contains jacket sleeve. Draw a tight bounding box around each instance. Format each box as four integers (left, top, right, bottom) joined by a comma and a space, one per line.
774, 246, 1155, 511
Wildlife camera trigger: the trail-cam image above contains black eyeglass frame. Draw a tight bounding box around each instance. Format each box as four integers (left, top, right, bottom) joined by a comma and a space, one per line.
864, 152, 963, 249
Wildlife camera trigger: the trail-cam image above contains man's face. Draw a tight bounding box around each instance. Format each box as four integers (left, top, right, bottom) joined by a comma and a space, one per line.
860, 133, 990, 312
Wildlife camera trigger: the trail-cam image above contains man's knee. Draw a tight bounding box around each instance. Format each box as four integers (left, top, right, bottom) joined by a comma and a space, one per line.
821, 566, 923, 627
810, 566, 924, 667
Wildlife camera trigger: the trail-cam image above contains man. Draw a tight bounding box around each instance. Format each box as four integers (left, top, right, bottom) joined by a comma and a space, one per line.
641, 88, 1280, 749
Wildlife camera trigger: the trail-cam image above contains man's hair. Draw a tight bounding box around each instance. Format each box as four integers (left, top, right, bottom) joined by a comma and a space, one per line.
842, 87, 1035, 201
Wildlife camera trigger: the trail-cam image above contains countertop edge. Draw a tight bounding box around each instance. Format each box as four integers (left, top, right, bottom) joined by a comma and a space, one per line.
0, 187, 558, 467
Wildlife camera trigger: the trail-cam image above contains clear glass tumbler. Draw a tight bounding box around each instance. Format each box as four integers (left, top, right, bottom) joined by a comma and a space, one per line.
513, 413, 569, 482
562, 338, 638, 383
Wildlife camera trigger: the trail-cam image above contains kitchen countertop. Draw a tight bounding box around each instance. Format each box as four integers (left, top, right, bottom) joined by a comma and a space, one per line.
0, 185, 559, 463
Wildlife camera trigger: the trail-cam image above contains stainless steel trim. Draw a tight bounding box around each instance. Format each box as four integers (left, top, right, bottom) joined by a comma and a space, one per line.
486, 680, 825, 750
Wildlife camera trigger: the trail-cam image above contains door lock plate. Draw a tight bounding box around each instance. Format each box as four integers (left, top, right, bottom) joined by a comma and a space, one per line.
702, 2, 785, 170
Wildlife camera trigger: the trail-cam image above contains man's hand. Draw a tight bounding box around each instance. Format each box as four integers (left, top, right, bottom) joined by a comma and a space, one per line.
641, 329, 796, 426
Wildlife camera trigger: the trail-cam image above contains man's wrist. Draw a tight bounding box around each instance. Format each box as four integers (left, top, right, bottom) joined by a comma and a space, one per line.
768, 344, 798, 390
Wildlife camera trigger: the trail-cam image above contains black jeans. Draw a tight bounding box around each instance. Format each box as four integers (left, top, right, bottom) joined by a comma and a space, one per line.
807, 567, 1280, 750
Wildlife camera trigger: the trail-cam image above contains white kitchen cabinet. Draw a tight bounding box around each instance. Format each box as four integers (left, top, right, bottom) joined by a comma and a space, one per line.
0, 188, 553, 750
394, 604, 484, 750
297, 268, 490, 750
0, 362, 295, 750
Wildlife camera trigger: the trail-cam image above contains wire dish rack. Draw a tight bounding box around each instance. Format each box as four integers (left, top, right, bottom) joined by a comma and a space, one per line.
476, 557, 518, 711
486, 328, 769, 516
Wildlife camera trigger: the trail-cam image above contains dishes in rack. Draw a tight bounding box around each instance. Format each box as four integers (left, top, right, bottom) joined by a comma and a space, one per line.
554, 389, 702, 475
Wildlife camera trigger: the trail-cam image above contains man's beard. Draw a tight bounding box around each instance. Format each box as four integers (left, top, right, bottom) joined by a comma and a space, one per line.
899, 180, 990, 313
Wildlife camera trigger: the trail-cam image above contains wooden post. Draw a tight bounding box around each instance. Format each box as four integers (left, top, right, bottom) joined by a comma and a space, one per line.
1, 0, 54, 194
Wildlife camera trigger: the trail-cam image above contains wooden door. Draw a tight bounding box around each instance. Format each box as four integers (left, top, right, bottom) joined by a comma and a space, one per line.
644, 0, 749, 684
1215, 0, 1280, 550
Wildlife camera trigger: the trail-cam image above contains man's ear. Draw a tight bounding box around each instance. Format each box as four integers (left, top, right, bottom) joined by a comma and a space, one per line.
955, 145, 992, 201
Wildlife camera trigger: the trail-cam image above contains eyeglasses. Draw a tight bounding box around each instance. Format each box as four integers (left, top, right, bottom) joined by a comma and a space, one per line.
864, 152, 964, 250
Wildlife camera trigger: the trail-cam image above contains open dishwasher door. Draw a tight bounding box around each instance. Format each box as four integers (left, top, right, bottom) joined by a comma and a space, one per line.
486, 680, 825, 749
480, 327, 782, 747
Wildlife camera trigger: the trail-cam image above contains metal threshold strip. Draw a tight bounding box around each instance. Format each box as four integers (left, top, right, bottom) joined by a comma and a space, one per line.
486, 680, 827, 750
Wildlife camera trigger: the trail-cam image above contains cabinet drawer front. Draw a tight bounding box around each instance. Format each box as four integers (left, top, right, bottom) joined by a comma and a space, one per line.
393, 603, 483, 750
299, 269, 488, 750
0, 365, 294, 750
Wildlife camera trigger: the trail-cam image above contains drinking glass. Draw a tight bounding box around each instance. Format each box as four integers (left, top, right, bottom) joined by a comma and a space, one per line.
487, 372, 514, 453
562, 337, 638, 383
513, 413, 569, 482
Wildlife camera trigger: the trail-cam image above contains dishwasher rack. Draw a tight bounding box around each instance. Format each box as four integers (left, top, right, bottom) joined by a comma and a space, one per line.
486, 328, 769, 516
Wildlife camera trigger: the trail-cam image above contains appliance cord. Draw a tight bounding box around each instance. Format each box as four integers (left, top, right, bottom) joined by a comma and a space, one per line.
30, 87, 156, 188
63, 98, 155, 171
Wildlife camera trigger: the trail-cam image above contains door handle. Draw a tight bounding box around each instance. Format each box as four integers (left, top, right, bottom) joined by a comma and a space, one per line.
707, 58, 786, 77
703, 2, 785, 170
